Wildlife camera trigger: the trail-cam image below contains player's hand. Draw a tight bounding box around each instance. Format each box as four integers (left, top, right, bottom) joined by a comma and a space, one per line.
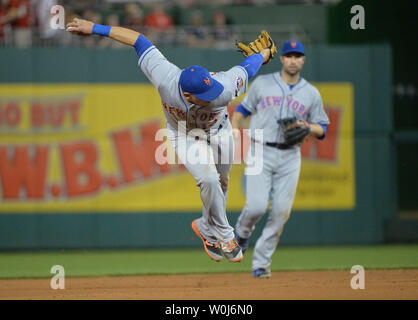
295, 120, 310, 131
66, 18, 94, 36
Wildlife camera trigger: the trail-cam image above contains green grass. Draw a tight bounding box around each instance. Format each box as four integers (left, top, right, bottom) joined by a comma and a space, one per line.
0, 244, 417, 279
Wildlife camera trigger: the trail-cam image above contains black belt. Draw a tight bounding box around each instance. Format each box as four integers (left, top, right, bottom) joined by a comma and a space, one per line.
265, 142, 293, 150
251, 138, 293, 150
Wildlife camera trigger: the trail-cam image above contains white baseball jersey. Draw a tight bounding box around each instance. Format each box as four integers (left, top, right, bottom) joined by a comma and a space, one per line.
138, 46, 249, 132
240, 72, 330, 143
138, 44, 252, 244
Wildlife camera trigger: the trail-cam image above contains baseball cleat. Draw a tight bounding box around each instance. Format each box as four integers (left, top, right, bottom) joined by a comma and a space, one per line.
191, 219, 223, 262
221, 239, 243, 262
235, 233, 249, 254
252, 268, 272, 279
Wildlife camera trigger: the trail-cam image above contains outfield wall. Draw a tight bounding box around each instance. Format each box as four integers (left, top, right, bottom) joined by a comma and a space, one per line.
0, 44, 395, 249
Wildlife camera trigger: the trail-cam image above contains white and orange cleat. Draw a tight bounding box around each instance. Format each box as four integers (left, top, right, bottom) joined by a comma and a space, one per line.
221, 239, 243, 262
191, 219, 223, 262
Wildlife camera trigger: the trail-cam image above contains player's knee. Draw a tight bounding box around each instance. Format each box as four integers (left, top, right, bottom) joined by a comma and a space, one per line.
271, 205, 292, 222
246, 200, 268, 217
219, 176, 229, 193
198, 174, 221, 190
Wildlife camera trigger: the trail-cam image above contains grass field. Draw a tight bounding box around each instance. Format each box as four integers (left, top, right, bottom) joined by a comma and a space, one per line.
0, 244, 417, 279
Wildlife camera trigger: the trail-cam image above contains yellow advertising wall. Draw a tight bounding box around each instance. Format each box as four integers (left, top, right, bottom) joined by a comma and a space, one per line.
296, 83, 354, 209
0, 83, 354, 212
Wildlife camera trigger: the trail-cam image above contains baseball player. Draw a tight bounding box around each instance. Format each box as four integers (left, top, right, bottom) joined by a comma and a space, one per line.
66, 18, 277, 262
232, 40, 330, 277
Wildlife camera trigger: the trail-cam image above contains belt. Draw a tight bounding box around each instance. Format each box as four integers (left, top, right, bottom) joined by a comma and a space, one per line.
265, 142, 293, 150
251, 138, 293, 150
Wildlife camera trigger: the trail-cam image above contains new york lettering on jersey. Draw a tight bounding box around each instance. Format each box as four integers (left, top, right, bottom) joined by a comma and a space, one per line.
162, 100, 222, 130
241, 72, 328, 143
258, 95, 308, 119
140, 46, 248, 132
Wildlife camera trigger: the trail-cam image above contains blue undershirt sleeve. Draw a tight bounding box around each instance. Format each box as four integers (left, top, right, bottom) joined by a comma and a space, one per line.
235, 104, 252, 118
239, 54, 264, 79
133, 34, 153, 57
317, 123, 328, 140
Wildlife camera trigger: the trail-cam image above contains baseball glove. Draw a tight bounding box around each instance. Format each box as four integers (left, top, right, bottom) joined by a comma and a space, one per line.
236, 30, 278, 65
278, 118, 311, 146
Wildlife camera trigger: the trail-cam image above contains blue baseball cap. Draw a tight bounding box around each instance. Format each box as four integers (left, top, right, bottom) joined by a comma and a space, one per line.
179, 65, 224, 102
281, 40, 305, 56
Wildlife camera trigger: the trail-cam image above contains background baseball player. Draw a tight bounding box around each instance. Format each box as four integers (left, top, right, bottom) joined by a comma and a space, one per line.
66, 18, 277, 263
232, 40, 330, 277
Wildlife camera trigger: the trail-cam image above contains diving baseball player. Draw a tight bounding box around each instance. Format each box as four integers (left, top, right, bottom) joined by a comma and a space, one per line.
232, 40, 330, 277
66, 18, 277, 262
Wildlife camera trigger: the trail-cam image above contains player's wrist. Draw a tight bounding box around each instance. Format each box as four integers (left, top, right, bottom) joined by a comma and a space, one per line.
304, 121, 311, 134
92, 24, 111, 37
260, 49, 270, 63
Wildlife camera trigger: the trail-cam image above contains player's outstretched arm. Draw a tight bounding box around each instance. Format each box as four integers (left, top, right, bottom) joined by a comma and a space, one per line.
66, 18, 140, 47
237, 48, 271, 81
67, 17, 174, 89
231, 110, 245, 139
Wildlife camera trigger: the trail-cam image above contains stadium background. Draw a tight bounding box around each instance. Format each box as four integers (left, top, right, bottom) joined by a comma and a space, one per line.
0, 0, 417, 292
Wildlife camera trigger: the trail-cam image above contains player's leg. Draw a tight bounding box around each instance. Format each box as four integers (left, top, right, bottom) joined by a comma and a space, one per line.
235, 144, 273, 245
213, 120, 235, 202
211, 121, 244, 262
167, 126, 234, 261
251, 149, 301, 275
212, 137, 232, 236
181, 141, 233, 244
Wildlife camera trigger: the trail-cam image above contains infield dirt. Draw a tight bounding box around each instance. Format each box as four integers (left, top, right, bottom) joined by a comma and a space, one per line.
1, 269, 417, 300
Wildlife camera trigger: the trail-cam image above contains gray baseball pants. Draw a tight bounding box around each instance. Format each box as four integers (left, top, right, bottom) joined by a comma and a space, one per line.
235, 142, 301, 270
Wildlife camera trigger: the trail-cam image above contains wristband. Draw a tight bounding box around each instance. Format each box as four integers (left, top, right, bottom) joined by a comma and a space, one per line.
92, 24, 111, 37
